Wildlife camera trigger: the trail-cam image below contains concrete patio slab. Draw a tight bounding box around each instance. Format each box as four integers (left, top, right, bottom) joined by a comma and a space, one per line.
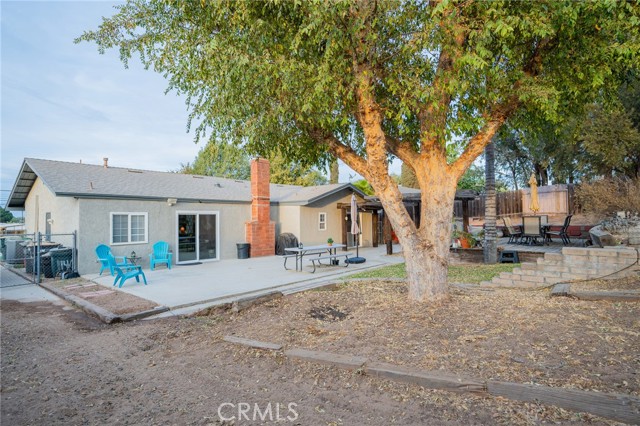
1, 266, 62, 303
84, 245, 405, 316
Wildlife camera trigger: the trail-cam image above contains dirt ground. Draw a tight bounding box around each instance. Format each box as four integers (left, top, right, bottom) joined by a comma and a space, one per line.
45, 277, 158, 315
1, 279, 638, 425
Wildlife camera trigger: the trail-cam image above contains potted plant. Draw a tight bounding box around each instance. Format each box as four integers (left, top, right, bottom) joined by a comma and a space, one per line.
327, 237, 334, 246
452, 231, 476, 248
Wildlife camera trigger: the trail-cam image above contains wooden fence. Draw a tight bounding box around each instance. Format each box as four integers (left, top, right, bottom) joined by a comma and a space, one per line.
454, 189, 523, 218
454, 184, 574, 218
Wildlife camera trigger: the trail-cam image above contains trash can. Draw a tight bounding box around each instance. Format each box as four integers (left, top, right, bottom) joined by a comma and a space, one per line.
50, 248, 74, 277
236, 243, 250, 259
41, 253, 54, 278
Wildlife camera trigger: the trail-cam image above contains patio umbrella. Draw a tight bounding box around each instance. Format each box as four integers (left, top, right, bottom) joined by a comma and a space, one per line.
348, 194, 365, 263
528, 173, 540, 214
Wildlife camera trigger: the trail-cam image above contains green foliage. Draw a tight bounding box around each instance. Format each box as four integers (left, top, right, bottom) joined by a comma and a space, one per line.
180, 142, 250, 180
0, 207, 14, 223
399, 163, 419, 189
179, 140, 326, 186
78, 1, 640, 171
577, 103, 640, 179
267, 151, 328, 186
352, 179, 374, 196
457, 165, 485, 193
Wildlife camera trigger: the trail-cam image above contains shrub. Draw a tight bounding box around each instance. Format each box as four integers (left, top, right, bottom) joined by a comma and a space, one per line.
575, 177, 640, 215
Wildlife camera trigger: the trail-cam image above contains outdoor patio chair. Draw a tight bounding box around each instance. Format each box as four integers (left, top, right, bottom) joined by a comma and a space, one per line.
503, 217, 522, 244
545, 214, 573, 245
95, 244, 134, 276
149, 241, 172, 270
521, 216, 542, 245
107, 254, 147, 288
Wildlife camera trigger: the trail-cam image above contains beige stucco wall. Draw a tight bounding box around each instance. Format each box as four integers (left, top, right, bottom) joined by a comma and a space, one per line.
24, 177, 80, 236
77, 199, 251, 274
275, 205, 301, 239
359, 211, 373, 247
296, 193, 373, 247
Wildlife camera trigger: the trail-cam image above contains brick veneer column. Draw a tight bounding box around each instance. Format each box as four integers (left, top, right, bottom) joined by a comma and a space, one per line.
245, 158, 275, 256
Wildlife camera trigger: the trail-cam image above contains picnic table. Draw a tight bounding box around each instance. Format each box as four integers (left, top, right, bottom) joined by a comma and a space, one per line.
283, 243, 349, 272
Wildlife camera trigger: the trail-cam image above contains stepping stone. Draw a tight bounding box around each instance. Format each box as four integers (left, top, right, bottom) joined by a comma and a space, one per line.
78, 290, 115, 298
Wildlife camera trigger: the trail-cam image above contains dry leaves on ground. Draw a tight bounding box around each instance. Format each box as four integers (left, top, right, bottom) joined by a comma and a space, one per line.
213, 279, 640, 400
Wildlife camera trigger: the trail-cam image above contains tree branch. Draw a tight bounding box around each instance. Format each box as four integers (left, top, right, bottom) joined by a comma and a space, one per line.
306, 127, 370, 179
418, 13, 467, 155
385, 135, 420, 166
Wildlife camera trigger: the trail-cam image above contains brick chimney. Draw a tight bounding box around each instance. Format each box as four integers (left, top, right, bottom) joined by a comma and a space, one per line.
245, 158, 275, 256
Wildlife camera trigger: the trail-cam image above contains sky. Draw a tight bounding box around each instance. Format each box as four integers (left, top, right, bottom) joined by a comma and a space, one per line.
2, 1, 380, 211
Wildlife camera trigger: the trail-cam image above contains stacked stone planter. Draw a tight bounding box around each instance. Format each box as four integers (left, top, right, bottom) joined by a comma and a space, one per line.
481, 246, 639, 288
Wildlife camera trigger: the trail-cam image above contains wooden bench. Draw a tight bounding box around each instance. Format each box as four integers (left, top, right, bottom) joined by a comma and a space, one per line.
282, 250, 326, 270
307, 253, 353, 273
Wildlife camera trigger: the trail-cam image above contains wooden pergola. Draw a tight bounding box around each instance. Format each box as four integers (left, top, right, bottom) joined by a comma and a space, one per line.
354, 189, 479, 254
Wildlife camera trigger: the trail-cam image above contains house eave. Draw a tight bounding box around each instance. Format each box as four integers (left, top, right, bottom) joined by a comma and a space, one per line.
57, 193, 252, 205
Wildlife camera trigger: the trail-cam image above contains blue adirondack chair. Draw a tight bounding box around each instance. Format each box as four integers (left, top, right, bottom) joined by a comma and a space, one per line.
96, 244, 133, 276
107, 254, 147, 288
149, 241, 172, 270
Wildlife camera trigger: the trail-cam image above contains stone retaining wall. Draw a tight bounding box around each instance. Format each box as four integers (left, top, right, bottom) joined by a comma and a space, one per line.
482, 246, 639, 288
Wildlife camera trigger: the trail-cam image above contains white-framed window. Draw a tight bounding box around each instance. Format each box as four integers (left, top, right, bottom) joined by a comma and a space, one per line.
110, 212, 148, 245
318, 212, 327, 231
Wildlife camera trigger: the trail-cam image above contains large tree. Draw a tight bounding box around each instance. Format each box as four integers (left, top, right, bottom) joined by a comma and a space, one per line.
80, 1, 639, 302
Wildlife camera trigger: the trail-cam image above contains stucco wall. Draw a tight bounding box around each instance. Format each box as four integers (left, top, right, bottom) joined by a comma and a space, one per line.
359, 212, 373, 247
24, 178, 80, 235
275, 205, 302, 240
77, 199, 251, 274
297, 194, 372, 247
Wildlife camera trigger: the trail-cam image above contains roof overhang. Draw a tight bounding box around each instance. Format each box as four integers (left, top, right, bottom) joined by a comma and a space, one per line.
6, 161, 37, 210
276, 184, 367, 206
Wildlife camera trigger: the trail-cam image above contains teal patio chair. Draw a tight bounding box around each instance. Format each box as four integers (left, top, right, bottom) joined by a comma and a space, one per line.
96, 244, 133, 276
149, 241, 172, 270
107, 254, 147, 288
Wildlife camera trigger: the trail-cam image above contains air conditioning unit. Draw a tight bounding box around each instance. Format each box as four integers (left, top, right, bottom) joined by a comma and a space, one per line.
4, 239, 25, 264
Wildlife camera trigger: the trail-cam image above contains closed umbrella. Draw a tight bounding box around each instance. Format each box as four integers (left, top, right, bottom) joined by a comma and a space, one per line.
350, 194, 360, 236
349, 194, 365, 263
528, 173, 540, 214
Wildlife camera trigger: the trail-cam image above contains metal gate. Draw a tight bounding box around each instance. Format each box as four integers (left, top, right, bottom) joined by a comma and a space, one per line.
1, 233, 36, 287
0, 231, 77, 287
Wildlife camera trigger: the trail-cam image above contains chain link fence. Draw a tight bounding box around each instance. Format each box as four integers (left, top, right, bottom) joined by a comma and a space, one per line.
0, 231, 77, 286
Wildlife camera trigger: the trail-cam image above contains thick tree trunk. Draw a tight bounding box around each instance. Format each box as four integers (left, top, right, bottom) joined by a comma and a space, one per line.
484, 142, 498, 264
372, 155, 455, 303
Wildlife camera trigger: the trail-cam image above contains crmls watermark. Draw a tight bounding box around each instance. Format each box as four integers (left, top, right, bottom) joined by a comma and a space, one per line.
217, 402, 299, 422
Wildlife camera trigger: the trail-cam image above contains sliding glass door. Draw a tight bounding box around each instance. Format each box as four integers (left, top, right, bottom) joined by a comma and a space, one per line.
177, 212, 218, 263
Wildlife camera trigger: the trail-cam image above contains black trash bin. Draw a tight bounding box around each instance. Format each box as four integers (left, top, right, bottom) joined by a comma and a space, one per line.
50, 248, 74, 277
236, 243, 250, 259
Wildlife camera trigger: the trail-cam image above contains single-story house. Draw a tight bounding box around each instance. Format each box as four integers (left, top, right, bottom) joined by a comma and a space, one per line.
6, 157, 373, 274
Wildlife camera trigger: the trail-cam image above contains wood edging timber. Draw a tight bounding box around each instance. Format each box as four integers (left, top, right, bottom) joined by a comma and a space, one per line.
222, 338, 640, 423
570, 290, 640, 302
40, 282, 167, 324
365, 361, 486, 393
223, 336, 283, 351
487, 381, 640, 425
550, 283, 640, 302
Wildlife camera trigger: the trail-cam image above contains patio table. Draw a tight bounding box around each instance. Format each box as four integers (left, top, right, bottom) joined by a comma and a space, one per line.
284, 244, 346, 271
